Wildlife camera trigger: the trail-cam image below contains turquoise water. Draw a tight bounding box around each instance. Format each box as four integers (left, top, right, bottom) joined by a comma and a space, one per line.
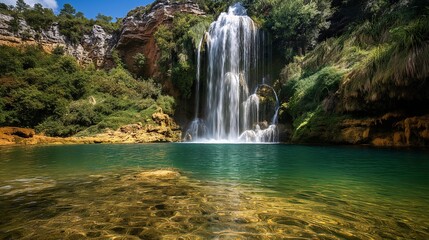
1, 144, 429, 239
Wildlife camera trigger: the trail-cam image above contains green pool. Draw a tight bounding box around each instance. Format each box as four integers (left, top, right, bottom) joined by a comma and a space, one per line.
1, 144, 428, 239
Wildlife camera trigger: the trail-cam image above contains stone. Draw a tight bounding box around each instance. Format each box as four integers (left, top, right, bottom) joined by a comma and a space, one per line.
372, 137, 393, 147
340, 127, 370, 144
136, 169, 181, 180
0, 127, 35, 138
393, 132, 404, 146
81, 25, 115, 67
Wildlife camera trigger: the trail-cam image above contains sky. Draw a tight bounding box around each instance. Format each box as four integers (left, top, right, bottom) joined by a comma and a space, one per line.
0, 0, 155, 19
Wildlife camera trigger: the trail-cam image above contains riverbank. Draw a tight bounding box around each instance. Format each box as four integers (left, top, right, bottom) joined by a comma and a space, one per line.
2, 113, 429, 147
0, 112, 182, 145
283, 113, 429, 147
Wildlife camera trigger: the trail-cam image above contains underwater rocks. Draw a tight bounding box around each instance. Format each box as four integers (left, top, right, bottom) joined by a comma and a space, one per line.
2, 168, 428, 239
123, 169, 181, 182
0, 112, 181, 145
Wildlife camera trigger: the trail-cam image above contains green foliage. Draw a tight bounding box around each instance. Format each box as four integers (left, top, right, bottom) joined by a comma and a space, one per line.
278, 0, 429, 143
156, 95, 175, 115
95, 13, 112, 23
58, 16, 91, 44
23, 3, 55, 31
133, 52, 146, 71
0, 46, 22, 75
15, 0, 29, 13
75, 11, 85, 18
3, 2, 119, 43
282, 66, 343, 118
52, 46, 65, 56
337, 4, 429, 112
0, 3, 12, 14
250, 0, 333, 60
154, 25, 175, 69
8, 12, 20, 34
59, 3, 76, 17
290, 107, 346, 143
172, 53, 194, 99
0, 45, 173, 137
155, 13, 212, 98
198, 0, 234, 15
111, 50, 123, 68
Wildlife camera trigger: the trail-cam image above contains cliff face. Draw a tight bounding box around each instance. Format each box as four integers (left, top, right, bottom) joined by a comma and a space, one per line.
0, 13, 115, 67
116, 0, 205, 77
276, 1, 429, 147
0, 0, 206, 74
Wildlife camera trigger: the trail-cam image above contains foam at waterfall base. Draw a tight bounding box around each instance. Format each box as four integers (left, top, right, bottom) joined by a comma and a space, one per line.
183, 124, 278, 144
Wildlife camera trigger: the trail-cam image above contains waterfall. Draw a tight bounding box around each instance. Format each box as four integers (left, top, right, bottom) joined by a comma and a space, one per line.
185, 3, 278, 143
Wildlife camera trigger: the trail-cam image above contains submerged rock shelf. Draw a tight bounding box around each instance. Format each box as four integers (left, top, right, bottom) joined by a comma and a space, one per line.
1, 168, 427, 239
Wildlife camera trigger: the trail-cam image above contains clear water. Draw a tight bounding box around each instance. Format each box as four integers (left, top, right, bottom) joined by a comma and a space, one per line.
1, 144, 429, 239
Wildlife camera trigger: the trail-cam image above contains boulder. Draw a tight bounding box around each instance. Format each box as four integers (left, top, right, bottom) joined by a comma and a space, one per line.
0, 127, 35, 138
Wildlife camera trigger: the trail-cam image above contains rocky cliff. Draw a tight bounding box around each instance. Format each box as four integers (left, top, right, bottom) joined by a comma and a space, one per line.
0, 13, 115, 67
116, 0, 205, 77
0, 0, 206, 73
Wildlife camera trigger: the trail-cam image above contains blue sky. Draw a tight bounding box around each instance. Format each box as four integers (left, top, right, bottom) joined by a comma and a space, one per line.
0, 0, 155, 19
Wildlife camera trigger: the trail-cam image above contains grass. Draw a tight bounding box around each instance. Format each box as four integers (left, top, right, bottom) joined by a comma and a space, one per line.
279, 2, 429, 142
291, 107, 347, 143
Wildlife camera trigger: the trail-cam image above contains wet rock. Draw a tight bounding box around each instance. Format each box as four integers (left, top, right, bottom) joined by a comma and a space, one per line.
293, 113, 429, 147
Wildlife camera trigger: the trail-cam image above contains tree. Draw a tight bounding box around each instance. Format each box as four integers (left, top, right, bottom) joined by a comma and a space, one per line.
8, 12, 20, 33
24, 3, 56, 31
258, 0, 333, 60
0, 3, 10, 12
95, 13, 113, 23
154, 25, 175, 67
59, 3, 76, 17
75, 11, 85, 18
16, 0, 29, 13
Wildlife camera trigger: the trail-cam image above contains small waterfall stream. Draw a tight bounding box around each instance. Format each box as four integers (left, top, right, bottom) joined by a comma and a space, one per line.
185, 3, 278, 143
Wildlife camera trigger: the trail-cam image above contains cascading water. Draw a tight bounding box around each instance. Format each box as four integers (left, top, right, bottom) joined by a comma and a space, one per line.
185, 3, 278, 143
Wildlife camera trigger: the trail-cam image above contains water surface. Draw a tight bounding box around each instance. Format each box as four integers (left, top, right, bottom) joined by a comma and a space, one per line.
1, 144, 428, 239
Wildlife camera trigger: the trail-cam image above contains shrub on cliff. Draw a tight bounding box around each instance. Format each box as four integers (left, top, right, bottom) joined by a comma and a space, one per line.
248, 0, 333, 60
2, 2, 119, 44
277, 0, 429, 142
155, 13, 212, 99
23, 3, 56, 32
